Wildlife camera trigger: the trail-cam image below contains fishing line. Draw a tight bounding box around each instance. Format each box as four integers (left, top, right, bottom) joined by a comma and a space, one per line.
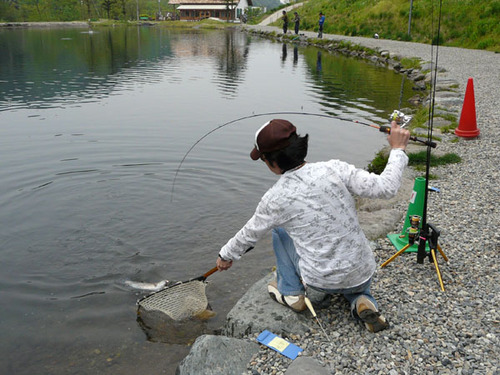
417, 0, 443, 263
170, 111, 435, 202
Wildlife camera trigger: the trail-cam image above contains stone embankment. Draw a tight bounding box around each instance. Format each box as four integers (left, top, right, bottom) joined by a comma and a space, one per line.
177, 25, 499, 375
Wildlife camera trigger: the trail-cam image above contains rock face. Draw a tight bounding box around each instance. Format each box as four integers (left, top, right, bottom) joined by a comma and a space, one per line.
176, 270, 346, 375
176, 334, 260, 375
286, 357, 331, 375
357, 167, 417, 240
222, 272, 313, 339
176, 272, 324, 375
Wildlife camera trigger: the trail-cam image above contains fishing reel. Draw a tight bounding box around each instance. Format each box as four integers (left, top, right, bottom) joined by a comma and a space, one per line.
407, 215, 421, 245
379, 110, 436, 148
390, 110, 412, 127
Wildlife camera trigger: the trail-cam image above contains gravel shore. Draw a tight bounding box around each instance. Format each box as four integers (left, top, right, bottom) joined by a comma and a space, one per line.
241, 26, 500, 375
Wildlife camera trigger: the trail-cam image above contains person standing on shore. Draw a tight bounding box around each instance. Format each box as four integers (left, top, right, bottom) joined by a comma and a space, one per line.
293, 11, 300, 35
318, 12, 325, 38
282, 10, 288, 34
216, 119, 410, 333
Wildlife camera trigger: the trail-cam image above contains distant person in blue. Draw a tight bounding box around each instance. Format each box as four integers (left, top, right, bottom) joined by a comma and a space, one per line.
282, 10, 288, 34
318, 12, 325, 38
293, 12, 300, 35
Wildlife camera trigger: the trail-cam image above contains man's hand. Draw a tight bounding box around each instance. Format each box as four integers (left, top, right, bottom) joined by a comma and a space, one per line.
216, 256, 233, 271
387, 120, 410, 150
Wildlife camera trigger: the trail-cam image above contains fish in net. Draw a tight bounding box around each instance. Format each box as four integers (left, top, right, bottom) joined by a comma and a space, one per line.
137, 267, 218, 321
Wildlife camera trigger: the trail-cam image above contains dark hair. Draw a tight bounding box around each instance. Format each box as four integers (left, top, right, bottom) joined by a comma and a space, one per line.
263, 133, 309, 173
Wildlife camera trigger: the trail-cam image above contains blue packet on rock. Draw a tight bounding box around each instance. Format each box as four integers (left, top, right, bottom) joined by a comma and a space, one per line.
256, 330, 303, 360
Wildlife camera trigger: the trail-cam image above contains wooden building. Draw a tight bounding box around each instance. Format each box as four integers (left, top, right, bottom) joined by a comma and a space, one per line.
169, 0, 240, 21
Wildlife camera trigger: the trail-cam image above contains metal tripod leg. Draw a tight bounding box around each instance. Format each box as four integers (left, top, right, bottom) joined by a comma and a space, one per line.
381, 243, 411, 268
431, 248, 445, 291
437, 244, 448, 262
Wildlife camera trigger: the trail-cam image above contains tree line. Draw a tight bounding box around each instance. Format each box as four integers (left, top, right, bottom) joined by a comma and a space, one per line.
0, 0, 173, 21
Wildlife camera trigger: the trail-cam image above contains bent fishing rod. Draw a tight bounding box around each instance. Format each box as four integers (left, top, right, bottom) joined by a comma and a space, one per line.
170, 111, 436, 201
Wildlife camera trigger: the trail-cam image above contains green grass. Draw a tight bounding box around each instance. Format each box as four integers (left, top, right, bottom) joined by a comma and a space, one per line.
291, 0, 500, 52
367, 150, 461, 174
400, 57, 422, 70
408, 151, 461, 167
366, 151, 390, 175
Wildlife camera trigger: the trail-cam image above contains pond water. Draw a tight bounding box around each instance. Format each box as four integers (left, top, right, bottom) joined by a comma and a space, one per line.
0, 26, 416, 374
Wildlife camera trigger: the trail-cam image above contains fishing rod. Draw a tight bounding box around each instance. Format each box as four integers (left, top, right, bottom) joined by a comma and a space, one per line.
374, 0, 449, 291
170, 110, 436, 201
417, 0, 443, 266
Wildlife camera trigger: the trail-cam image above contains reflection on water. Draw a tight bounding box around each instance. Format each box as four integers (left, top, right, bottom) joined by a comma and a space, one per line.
0, 26, 417, 374
0, 28, 253, 110
212, 31, 250, 98
281, 43, 287, 62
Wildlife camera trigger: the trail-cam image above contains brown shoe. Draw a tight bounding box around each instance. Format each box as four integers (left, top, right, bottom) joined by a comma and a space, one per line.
268, 280, 306, 312
356, 295, 389, 333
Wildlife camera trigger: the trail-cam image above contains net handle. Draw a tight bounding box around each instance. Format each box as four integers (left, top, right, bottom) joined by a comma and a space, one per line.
191, 247, 255, 282
198, 266, 218, 281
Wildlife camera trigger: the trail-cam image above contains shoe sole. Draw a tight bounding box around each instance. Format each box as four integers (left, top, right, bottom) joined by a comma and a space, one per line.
268, 284, 305, 313
268, 283, 287, 308
357, 298, 389, 333
358, 309, 389, 333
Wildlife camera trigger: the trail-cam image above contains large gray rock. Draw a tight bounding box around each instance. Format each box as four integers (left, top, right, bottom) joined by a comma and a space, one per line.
176, 334, 259, 375
357, 207, 404, 240
286, 356, 331, 375
222, 272, 314, 338
357, 168, 417, 240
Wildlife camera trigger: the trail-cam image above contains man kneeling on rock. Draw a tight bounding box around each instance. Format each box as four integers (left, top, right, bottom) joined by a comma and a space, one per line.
216, 118, 410, 333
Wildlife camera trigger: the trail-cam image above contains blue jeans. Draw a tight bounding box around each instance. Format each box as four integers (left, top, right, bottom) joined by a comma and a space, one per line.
272, 227, 378, 318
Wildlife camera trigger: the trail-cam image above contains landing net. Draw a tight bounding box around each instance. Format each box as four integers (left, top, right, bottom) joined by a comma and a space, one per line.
138, 280, 209, 321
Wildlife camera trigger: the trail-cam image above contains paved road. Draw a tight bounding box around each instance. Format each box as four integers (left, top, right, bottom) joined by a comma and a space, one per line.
258, 3, 304, 26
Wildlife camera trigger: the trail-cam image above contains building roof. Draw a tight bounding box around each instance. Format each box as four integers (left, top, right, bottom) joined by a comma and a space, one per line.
177, 4, 231, 9
169, 0, 237, 4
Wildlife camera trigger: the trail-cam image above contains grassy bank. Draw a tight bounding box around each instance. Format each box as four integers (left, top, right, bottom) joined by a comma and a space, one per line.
262, 0, 500, 52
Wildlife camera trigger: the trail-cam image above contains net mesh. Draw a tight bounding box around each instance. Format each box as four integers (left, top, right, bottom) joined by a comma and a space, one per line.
138, 280, 209, 321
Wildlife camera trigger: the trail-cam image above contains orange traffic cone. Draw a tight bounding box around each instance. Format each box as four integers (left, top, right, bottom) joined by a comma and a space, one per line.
455, 78, 480, 138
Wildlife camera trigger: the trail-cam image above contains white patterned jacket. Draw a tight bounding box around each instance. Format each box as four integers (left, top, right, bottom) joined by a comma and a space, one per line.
220, 149, 409, 290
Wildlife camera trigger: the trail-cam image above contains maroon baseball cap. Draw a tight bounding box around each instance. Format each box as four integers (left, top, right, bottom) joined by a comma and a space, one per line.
250, 119, 297, 160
